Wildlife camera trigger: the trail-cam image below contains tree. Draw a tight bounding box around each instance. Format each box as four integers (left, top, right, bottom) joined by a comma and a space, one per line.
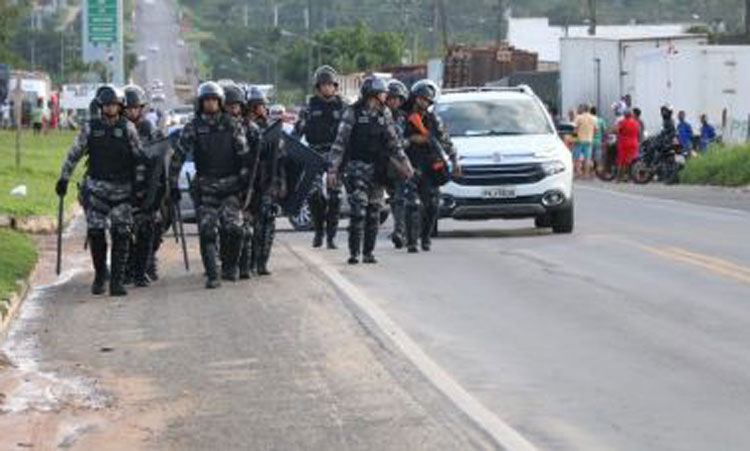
279, 23, 405, 88
0, 0, 27, 65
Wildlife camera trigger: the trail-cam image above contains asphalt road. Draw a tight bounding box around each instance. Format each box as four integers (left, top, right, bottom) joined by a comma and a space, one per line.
284, 183, 750, 451
2, 181, 749, 450
133, 0, 194, 109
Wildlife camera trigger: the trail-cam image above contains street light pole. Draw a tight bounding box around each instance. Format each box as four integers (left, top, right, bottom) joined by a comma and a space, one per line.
307, 0, 313, 84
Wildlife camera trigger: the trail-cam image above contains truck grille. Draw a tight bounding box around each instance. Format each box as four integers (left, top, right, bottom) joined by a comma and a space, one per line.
455, 163, 545, 186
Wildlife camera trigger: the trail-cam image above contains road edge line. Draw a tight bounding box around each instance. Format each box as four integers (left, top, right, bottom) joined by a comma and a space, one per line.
577, 184, 750, 217
286, 243, 539, 451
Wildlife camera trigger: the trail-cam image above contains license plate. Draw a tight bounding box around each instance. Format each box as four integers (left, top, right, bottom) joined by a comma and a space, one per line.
482, 187, 516, 199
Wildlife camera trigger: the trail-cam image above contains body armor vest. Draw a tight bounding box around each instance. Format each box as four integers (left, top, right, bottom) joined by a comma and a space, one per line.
87, 117, 133, 181
349, 106, 388, 164
305, 96, 344, 147
193, 114, 237, 178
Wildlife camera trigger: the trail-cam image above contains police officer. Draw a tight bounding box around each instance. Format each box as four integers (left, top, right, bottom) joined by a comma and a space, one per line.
170, 82, 249, 289
293, 65, 347, 249
122, 84, 159, 287
384, 79, 413, 250
403, 80, 459, 252
237, 86, 266, 279
328, 77, 410, 265
247, 87, 285, 275
55, 86, 144, 296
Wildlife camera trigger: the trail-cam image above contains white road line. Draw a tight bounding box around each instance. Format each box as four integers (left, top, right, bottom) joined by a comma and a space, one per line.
577, 184, 750, 218
288, 244, 539, 451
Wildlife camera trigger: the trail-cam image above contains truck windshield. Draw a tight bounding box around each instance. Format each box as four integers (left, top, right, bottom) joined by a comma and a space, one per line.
436, 98, 553, 137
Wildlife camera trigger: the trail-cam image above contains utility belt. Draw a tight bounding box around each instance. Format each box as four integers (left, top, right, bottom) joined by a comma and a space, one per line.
193, 174, 243, 198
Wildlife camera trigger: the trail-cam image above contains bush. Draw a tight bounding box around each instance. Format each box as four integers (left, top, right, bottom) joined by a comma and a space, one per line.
680, 145, 750, 187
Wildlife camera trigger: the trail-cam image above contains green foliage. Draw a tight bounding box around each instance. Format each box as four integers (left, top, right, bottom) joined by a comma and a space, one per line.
0, 131, 82, 218
0, 228, 37, 302
680, 145, 750, 187
0, 0, 28, 65
279, 23, 405, 87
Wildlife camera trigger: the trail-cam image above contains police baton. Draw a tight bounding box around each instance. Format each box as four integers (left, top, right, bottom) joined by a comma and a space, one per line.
172, 180, 190, 272
55, 193, 64, 275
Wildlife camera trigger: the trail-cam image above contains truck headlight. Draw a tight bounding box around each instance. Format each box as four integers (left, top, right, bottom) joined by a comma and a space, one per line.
542, 160, 566, 176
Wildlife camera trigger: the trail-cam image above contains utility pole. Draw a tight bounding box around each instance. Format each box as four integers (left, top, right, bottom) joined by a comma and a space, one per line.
496, 0, 508, 44
587, 0, 597, 36
745, 0, 750, 39
437, 0, 449, 51
307, 0, 312, 83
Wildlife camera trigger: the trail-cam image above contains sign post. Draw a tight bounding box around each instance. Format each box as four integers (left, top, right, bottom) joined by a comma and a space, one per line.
83, 0, 124, 84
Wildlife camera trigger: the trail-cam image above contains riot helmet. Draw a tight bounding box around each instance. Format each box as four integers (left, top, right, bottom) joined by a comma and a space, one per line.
197, 81, 225, 113
387, 79, 409, 101
220, 82, 244, 106
359, 77, 388, 99
96, 85, 125, 107
123, 85, 147, 108
245, 86, 268, 107
313, 65, 339, 88
410, 79, 439, 104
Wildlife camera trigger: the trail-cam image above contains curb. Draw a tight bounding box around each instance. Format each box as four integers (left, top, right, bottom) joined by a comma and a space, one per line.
0, 263, 36, 340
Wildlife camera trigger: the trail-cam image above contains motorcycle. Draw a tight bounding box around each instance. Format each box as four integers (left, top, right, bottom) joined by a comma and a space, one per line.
629, 136, 685, 185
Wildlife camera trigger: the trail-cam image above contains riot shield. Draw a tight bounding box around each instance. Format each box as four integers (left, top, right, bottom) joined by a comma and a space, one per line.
142, 137, 170, 212
280, 132, 327, 217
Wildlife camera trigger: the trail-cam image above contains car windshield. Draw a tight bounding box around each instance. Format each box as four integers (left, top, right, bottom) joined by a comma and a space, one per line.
435, 97, 553, 137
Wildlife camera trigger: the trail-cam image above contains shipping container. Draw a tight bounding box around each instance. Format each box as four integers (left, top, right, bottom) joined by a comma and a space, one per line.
634, 46, 750, 143
560, 33, 707, 124
442, 44, 538, 89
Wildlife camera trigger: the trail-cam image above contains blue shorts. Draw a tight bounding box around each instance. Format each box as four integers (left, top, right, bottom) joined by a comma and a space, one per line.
574, 142, 593, 160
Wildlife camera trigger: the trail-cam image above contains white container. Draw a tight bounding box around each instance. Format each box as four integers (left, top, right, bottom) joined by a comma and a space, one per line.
634, 45, 750, 143
560, 33, 707, 124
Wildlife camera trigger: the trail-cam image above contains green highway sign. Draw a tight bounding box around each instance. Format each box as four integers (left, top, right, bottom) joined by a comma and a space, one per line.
88, 0, 118, 44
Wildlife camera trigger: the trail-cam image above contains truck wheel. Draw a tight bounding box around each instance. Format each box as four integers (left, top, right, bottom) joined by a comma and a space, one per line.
288, 199, 314, 231
535, 214, 552, 228
551, 203, 574, 234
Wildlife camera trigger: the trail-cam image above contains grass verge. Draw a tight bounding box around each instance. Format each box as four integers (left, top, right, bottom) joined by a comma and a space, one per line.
680, 145, 750, 187
0, 228, 37, 303
0, 130, 81, 218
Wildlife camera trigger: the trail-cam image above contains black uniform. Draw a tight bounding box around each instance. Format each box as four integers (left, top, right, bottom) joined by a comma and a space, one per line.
293, 94, 346, 247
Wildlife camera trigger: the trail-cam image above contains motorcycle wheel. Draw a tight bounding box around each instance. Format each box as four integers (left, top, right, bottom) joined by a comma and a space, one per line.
595, 163, 617, 182
630, 158, 654, 184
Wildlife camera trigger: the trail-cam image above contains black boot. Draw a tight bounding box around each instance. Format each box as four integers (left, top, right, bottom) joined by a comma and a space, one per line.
310, 192, 326, 248
348, 222, 362, 265
109, 230, 129, 297
200, 235, 221, 289
363, 209, 379, 264
313, 230, 324, 248
134, 220, 154, 287
146, 255, 159, 281
406, 205, 420, 254
326, 189, 341, 249
89, 230, 108, 295
221, 229, 242, 282
238, 227, 253, 280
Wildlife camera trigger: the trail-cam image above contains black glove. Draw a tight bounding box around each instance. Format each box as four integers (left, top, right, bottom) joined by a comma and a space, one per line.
170, 187, 182, 202
55, 179, 68, 197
